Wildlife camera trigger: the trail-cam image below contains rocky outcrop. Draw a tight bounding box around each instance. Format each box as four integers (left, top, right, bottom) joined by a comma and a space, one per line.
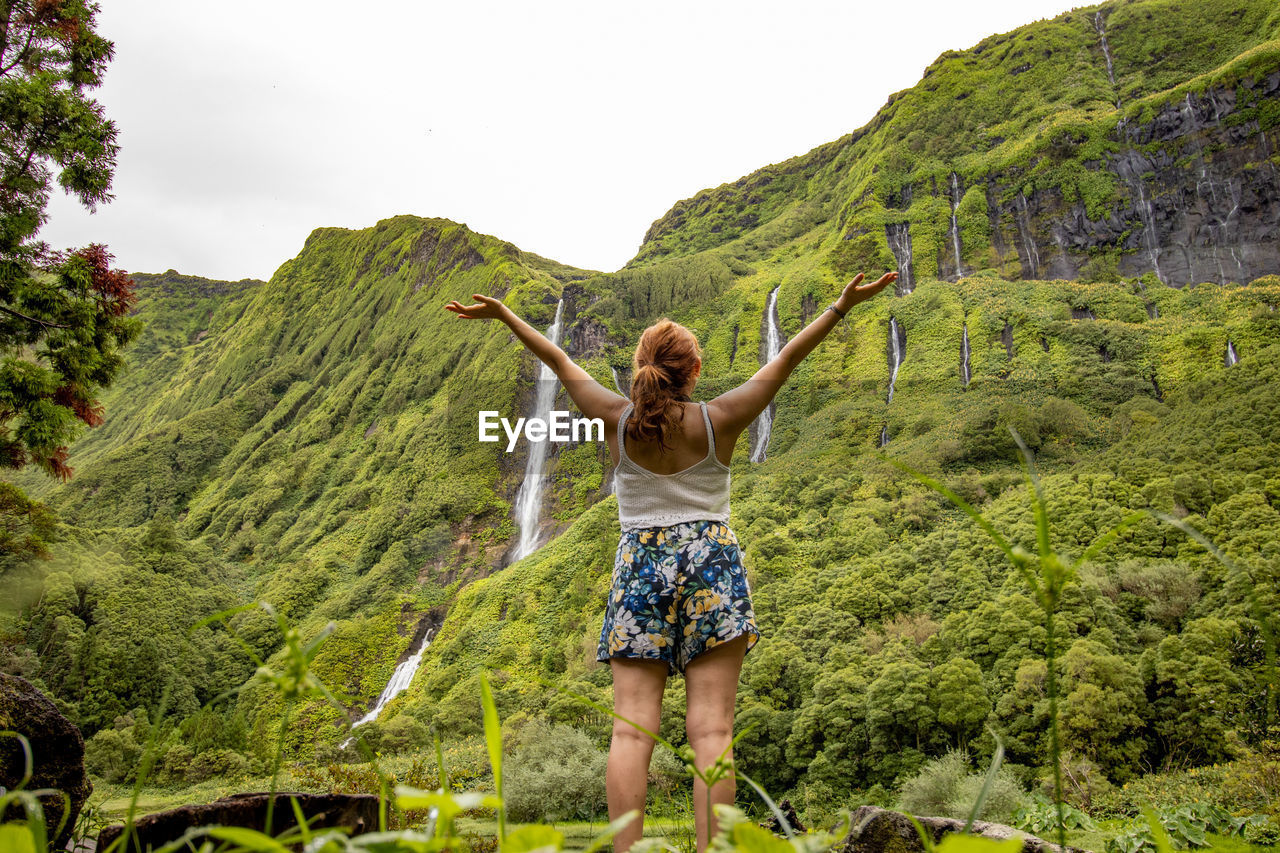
760, 799, 807, 835
988, 72, 1280, 286
96, 792, 379, 851
567, 315, 611, 358
841, 805, 1089, 853
0, 674, 92, 852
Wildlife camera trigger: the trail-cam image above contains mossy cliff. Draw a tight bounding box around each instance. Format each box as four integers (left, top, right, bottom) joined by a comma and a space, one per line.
635, 0, 1280, 288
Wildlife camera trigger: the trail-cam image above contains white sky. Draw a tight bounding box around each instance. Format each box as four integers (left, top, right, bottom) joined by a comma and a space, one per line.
43, 0, 1081, 282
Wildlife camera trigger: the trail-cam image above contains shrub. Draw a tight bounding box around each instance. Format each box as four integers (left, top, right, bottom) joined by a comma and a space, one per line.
898, 749, 970, 817
158, 743, 195, 785
898, 748, 1030, 823
949, 769, 1032, 824
502, 720, 607, 822
380, 715, 430, 754
185, 748, 250, 784
84, 728, 142, 783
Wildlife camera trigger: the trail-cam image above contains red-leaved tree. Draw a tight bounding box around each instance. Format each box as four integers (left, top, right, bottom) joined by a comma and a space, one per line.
1, 1, 140, 568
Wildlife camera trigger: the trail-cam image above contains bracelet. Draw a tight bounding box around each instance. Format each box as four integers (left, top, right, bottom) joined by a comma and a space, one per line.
826, 303, 847, 320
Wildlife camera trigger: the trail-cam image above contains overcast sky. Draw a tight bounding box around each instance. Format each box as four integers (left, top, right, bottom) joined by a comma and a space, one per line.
42, 0, 1081, 282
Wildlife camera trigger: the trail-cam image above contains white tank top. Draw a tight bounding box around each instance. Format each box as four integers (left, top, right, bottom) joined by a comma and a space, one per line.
614, 401, 731, 531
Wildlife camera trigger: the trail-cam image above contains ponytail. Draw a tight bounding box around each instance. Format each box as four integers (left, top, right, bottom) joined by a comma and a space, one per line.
627, 320, 701, 451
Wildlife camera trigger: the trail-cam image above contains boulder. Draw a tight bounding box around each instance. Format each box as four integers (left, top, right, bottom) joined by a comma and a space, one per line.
96, 792, 380, 850
760, 798, 807, 835
0, 673, 92, 851
840, 805, 1090, 853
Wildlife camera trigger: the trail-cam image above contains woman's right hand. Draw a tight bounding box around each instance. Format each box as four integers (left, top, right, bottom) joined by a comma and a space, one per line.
444, 293, 508, 320
835, 271, 898, 313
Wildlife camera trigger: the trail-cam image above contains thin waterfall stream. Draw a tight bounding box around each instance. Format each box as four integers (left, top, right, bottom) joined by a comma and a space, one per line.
1226, 340, 1239, 366
1127, 175, 1166, 284
961, 323, 971, 386
1015, 193, 1041, 278
512, 299, 565, 560
751, 287, 783, 463
885, 223, 915, 295
880, 317, 905, 447
342, 630, 434, 748
949, 174, 964, 278
1094, 11, 1120, 107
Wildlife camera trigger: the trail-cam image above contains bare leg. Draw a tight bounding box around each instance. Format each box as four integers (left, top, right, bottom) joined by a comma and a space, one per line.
608, 657, 668, 853
684, 633, 748, 853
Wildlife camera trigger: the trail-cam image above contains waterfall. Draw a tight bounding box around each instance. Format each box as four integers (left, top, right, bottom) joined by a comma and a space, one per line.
512, 299, 565, 561
1126, 177, 1166, 284
1226, 340, 1239, 366
1094, 11, 1120, 107
1225, 180, 1243, 281
1015, 193, 1041, 279
886, 317, 905, 405
1146, 301, 1160, 319
750, 287, 783, 463
1184, 91, 1242, 284
961, 323, 971, 387
949, 173, 964, 279
1052, 230, 1075, 279
881, 312, 906, 446
885, 223, 915, 295
607, 368, 627, 496
342, 631, 434, 748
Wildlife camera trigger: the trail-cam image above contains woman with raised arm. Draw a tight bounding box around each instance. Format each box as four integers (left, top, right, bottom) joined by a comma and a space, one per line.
445, 269, 895, 853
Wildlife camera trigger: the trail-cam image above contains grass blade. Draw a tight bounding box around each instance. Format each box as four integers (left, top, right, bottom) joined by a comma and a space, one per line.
735, 770, 794, 840
1072, 510, 1149, 571
1009, 428, 1052, 564
582, 810, 641, 853
962, 728, 1005, 833
879, 452, 1037, 595
0, 731, 34, 788
479, 670, 507, 846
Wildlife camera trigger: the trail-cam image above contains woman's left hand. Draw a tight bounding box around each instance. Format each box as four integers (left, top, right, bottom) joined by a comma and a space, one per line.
444, 293, 507, 320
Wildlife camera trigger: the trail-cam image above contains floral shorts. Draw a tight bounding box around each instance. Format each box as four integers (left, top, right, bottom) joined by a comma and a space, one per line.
596, 520, 761, 675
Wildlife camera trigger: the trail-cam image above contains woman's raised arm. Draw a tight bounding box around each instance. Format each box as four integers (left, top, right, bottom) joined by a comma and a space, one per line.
445, 294, 626, 423
708, 271, 897, 438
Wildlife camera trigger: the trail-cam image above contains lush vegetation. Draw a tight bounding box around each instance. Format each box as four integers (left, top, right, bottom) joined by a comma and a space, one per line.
3, 0, 1280, 850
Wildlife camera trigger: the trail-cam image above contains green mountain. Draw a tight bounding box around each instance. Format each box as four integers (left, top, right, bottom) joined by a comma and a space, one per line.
636, 0, 1280, 288
3, 0, 1280, 820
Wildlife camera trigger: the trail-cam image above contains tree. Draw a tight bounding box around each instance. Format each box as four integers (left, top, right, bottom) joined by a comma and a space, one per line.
0, 2, 138, 499
932, 657, 990, 747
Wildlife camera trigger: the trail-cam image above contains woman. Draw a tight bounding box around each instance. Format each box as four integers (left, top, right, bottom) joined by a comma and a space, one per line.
445, 269, 895, 852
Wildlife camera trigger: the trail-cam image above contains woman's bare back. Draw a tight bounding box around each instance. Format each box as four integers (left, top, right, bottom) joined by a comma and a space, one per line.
607, 401, 737, 471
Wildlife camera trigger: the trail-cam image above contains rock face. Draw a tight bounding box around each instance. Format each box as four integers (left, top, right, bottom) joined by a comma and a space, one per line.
0, 674, 92, 851
841, 805, 1090, 853
985, 73, 1280, 287
761, 798, 807, 835
96, 792, 380, 851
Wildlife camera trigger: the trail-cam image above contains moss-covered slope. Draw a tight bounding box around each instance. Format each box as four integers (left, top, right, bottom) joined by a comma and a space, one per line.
633, 0, 1280, 288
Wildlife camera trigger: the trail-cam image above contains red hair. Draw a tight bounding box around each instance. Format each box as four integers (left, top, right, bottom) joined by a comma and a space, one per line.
628, 319, 701, 451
